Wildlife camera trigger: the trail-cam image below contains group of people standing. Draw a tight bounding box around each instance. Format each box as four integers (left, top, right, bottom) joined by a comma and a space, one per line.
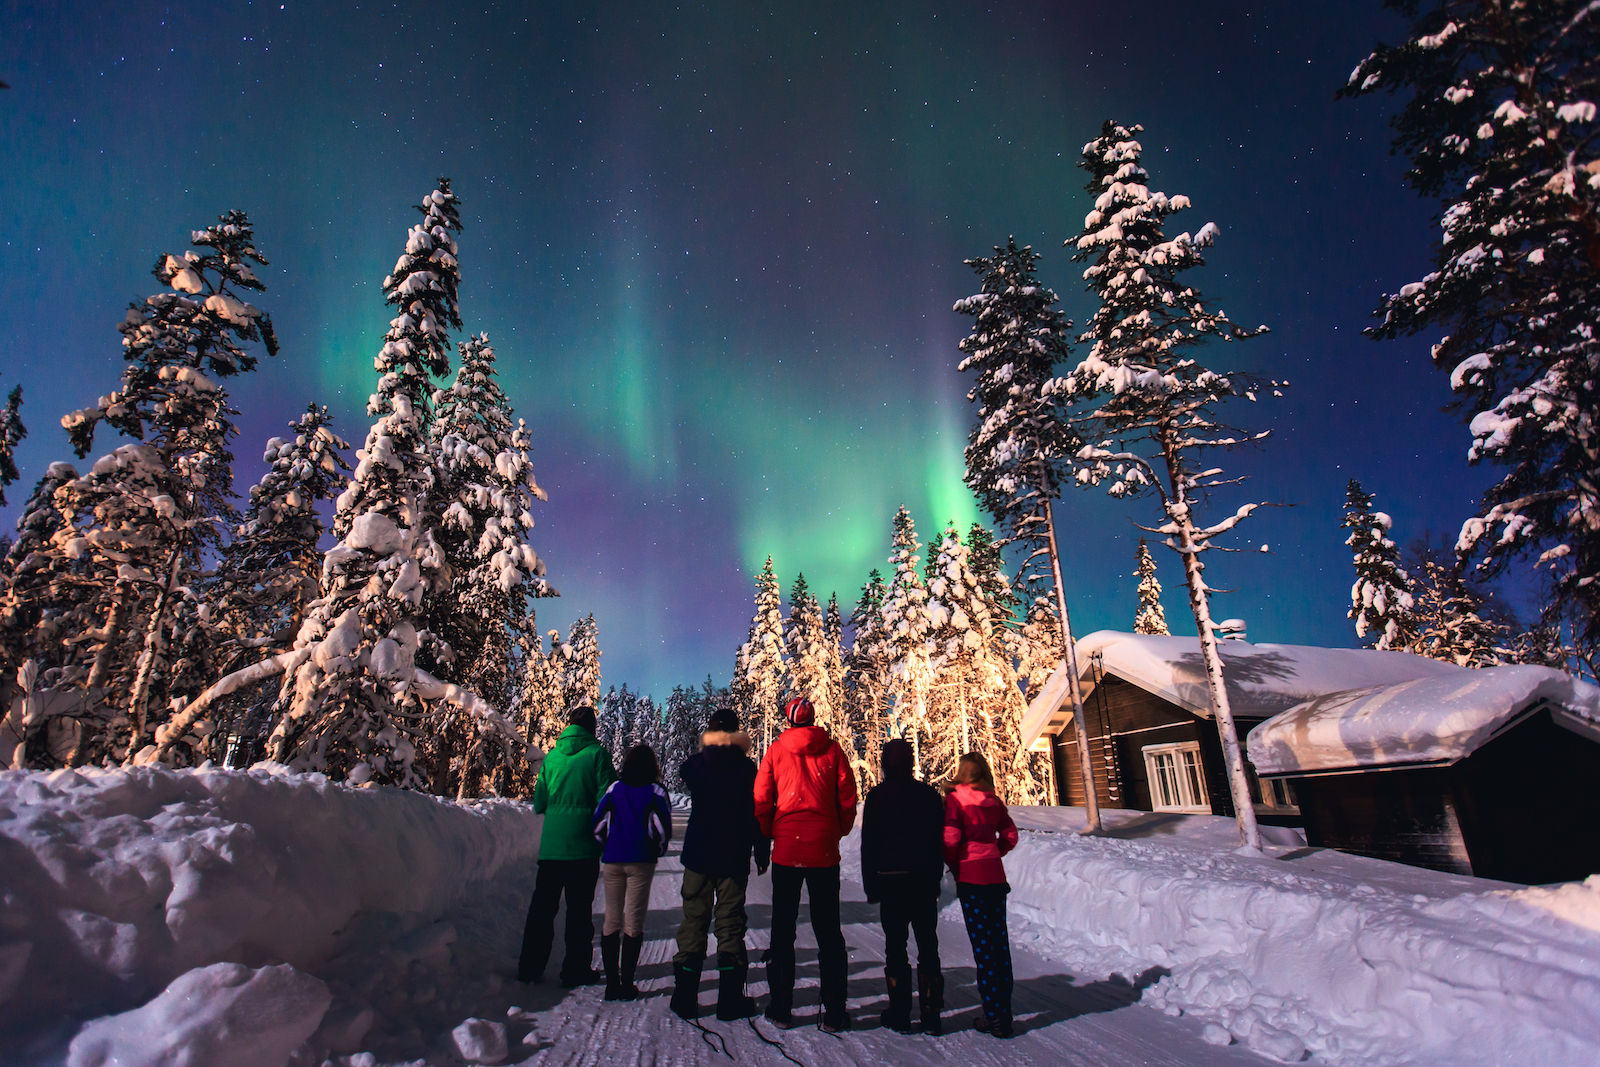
516, 696, 1021, 1038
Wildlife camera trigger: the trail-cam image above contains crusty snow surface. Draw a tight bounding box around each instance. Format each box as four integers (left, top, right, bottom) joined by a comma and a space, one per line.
3, 766, 1598, 1066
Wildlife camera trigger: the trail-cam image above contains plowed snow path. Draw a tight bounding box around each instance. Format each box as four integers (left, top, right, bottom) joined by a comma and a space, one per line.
457, 813, 1257, 1067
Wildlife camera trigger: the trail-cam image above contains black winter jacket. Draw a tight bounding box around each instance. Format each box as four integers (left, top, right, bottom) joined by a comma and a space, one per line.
679, 730, 771, 878
860, 772, 945, 903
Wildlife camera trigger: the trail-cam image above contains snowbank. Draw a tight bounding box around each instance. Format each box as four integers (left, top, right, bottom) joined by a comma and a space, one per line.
1248, 664, 1600, 773
998, 806, 1600, 1064
0, 764, 541, 1048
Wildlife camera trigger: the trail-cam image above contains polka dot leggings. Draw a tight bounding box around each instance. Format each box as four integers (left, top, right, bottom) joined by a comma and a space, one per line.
957, 882, 1013, 1028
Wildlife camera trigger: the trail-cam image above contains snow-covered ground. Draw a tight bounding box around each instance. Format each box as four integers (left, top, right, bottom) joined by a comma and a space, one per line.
3, 765, 1598, 1066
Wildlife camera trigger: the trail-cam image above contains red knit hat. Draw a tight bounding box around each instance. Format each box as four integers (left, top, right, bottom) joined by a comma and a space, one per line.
784, 696, 815, 726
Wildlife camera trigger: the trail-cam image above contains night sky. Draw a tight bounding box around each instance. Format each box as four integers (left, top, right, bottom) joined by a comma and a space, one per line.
0, 2, 1492, 699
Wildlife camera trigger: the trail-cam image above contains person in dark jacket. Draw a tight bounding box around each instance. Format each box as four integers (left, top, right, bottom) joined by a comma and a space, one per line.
754, 696, 858, 1033
518, 705, 617, 987
860, 738, 946, 1034
671, 708, 770, 1021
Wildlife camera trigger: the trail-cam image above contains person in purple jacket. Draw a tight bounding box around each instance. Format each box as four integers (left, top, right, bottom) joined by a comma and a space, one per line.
592, 744, 673, 1001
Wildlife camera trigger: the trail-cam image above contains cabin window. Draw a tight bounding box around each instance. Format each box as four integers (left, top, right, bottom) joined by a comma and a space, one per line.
1143, 742, 1210, 812
1257, 776, 1299, 813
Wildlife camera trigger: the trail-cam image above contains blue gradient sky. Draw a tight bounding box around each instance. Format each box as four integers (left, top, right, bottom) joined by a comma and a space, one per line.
1, 2, 1494, 698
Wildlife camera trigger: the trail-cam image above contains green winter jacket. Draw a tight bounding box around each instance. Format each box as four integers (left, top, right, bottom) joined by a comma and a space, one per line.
533, 725, 618, 861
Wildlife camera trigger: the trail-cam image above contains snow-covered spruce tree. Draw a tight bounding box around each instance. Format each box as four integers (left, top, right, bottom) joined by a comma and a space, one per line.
843, 568, 891, 786
740, 556, 788, 753
927, 523, 1047, 801
0, 379, 24, 507
1410, 546, 1506, 667
425, 333, 554, 797
822, 593, 848, 738
1342, 480, 1419, 651
560, 613, 603, 713
784, 573, 833, 729
211, 406, 351, 674
519, 628, 567, 753
879, 506, 936, 776
954, 238, 1102, 828
1060, 121, 1277, 851
727, 632, 755, 735
1341, 3, 1600, 664
159, 182, 519, 786
7, 213, 279, 768
597, 685, 631, 765
1133, 538, 1170, 635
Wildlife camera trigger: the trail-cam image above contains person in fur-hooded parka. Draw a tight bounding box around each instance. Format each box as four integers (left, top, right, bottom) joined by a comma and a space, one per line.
671, 708, 770, 1021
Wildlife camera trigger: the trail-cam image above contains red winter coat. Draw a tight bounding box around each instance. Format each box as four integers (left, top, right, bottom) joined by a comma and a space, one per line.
943, 784, 1019, 885
754, 724, 858, 867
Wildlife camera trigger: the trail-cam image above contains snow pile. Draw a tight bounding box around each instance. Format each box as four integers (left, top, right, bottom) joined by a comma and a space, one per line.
997, 807, 1600, 1064
66, 962, 330, 1067
1249, 663, 1600, 773
0, 764, 541, 1051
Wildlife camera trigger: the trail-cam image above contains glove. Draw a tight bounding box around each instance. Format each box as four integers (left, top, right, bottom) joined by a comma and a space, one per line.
756, 861, 769, 876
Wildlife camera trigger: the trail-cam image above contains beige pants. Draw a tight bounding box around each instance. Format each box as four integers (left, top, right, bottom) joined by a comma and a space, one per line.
602, 862, 656, 937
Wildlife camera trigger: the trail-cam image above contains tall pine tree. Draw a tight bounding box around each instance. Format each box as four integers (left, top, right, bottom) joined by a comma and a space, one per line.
1061, 122, 1277, 851
843, 568, 891, 787
739, 556, 788, 753
879, 507, 935, 776
0, 379, 23, 508
784, 573, 832, 730
1342, 2, 1600, 664
955, 238, 1102, 828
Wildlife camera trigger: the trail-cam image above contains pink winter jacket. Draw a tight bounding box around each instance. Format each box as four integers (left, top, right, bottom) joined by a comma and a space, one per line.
943, 783, 1019, 885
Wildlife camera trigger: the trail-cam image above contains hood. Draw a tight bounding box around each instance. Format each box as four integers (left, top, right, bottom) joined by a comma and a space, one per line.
776, 723, 835, 756
702, 729, 753, 754
554, 724, 600, 756
950, 782, 1002, 808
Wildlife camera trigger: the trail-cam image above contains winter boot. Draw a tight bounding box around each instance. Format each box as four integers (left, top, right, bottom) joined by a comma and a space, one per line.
601, 932, 624, 1001
670, 953, 704, 1020
618, 933, 644, 1001
880, 964, 914, 1033
917, 968, 944, 1036
763, 948, 796, 1026
715, 954, 758, 1020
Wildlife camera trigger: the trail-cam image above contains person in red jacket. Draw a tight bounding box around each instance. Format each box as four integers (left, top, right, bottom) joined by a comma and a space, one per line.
753, 696, 858, 1032
944, 751, 1019, 1038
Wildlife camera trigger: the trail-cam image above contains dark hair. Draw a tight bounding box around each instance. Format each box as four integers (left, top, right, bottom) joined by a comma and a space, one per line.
706, 707, 740, 734
568, 704, 597, 728
621, 743, 661, 787
880, 738, 914, 779
953, 751, 996, 792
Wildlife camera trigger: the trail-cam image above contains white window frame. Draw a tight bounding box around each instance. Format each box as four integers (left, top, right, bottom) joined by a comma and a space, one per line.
1142, 741, 1211, 813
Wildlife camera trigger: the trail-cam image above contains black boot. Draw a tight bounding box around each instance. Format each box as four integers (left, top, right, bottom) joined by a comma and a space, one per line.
715, 953, 758, 1020
881, 964, 913, 1033
670, 953, 703, 1019
917, 968, 944, 1036
618, 934, 644, 1001
601, 932, 624, 1001
763, 948, 795, 1026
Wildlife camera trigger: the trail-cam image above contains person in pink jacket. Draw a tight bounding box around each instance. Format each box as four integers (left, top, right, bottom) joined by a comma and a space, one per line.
943, 751, 1019, 1038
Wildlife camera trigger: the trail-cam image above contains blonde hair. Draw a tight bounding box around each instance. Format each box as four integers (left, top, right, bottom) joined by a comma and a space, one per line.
952, 752, 996, 792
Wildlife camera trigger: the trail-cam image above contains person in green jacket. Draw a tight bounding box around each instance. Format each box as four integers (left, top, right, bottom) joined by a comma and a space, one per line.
518, 705, 618, 986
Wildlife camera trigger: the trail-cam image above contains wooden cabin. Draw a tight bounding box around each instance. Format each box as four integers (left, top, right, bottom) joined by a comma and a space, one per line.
1019, 631, 1462, 827
1249, 665, 1600, 884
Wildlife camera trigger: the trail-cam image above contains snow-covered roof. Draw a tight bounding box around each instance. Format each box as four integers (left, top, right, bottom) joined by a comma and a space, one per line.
1248, 664, 1600, 775
1019, 630, 1463, 751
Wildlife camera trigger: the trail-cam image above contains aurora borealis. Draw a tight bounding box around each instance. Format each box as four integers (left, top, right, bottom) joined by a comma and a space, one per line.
1, 2, 1497, 698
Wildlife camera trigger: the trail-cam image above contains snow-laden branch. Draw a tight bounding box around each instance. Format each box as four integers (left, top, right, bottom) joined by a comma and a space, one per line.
148, 646, 314, 763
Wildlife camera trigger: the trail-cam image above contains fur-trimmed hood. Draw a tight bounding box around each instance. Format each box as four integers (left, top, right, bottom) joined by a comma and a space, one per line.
702, 729, 753, 754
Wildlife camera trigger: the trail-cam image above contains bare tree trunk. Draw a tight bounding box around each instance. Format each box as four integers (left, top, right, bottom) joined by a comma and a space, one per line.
1042, 500, 1102, 833
124, 548, 183, 764
1171, 508, 1262, 853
